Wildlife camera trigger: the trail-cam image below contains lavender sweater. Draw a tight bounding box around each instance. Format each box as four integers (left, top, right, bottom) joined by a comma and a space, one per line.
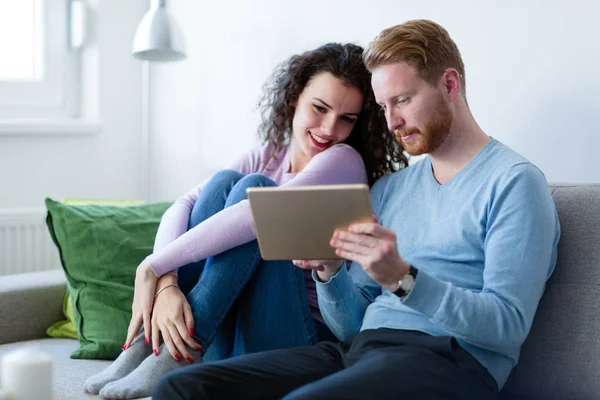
145, 143, 368, 320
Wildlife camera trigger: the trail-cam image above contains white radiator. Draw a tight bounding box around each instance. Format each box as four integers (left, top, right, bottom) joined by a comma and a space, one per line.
0, 208, 62, 276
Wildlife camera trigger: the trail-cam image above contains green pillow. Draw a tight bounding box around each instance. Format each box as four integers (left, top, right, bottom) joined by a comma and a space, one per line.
46, 199, 146, 341
45, 198, 172, 359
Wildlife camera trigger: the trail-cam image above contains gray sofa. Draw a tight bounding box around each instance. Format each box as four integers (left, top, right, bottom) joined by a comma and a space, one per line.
0, 184, 599, 399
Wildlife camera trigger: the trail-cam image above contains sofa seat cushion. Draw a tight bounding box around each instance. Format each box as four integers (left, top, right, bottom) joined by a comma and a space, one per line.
0, 339, 151, 400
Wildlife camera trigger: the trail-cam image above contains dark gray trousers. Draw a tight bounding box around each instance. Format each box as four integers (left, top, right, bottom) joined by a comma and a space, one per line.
153, 328, 498, 400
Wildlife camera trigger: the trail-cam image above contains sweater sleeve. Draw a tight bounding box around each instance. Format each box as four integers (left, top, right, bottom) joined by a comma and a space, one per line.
401, 164, 560, 355
313, 264, 381, 341
147, 144, 367, 277
149, 146, 263, 274
312, 174, 388, 341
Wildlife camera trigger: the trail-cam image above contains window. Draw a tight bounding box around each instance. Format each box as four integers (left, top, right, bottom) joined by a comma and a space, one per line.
0, 1, 42, 81
0, 0, 82, 121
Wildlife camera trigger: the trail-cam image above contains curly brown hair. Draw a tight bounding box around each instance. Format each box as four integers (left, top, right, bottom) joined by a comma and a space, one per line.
257, 43, 408, 186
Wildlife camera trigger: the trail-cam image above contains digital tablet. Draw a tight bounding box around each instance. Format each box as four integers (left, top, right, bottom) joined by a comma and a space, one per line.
246, 184, 373, 260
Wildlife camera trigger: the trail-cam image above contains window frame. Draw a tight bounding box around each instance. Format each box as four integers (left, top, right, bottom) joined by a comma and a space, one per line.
0, 0, 100, 135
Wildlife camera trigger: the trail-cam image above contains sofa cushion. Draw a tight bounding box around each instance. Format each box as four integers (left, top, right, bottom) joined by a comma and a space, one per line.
45, 198, 171, 360
0, 339, 110, 399
0, 339, 152, 400
0, 270, 66, 345
500, 185, 600, 399
0, 340, 152, 400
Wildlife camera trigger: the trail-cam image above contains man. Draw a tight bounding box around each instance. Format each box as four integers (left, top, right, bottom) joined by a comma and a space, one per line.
153, 19, 560, 399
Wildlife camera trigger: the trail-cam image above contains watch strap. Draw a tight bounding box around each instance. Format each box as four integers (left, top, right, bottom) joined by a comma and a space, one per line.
393, 265, 418, 298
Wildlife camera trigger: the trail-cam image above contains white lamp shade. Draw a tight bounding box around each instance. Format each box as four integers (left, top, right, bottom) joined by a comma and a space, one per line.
132, 6, 186, 62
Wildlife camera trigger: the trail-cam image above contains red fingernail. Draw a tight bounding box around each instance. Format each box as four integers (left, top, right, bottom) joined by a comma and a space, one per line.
175, 354, 182, 361
186, 357, 193, 364
196, 345, 202, 351
122, 344, 127, 351
153, 349, 158, 356
189, 328, 194, 336
144, 337, 149, 345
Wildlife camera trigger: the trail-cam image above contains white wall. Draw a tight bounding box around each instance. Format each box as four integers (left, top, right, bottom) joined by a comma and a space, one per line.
0, 0, 147, 208
149, 0, 600, 202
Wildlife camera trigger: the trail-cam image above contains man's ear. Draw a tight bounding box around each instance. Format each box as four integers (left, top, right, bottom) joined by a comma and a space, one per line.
441, 68, 461, 102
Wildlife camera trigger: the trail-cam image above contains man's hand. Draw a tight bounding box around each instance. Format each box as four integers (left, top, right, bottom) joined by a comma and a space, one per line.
292, 259, 345, 282
330, 222, 410, 291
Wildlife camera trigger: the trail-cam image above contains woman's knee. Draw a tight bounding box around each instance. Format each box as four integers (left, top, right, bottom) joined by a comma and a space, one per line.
189, 169, 245, 228
226, 173, 276, 204
237, 173, 276, 189
207, 169, 246, 189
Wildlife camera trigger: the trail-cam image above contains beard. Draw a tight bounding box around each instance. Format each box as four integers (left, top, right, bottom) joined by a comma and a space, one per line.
393, 95, 453, 156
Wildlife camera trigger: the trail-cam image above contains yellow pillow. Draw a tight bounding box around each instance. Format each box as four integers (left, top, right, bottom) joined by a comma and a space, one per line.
46, 290, 78, 339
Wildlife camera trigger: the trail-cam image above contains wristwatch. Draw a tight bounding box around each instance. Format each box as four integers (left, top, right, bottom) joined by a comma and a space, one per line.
393, 265, 418, 298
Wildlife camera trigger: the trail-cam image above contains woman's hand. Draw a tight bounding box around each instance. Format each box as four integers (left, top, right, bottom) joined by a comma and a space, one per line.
123, 263, 158, 349
291, 215, 379, 282
151, 280, 202, 363
292, 259, 345, 282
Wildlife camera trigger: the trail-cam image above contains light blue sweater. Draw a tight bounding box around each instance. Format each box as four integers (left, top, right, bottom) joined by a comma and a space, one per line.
315, 139, 560, 389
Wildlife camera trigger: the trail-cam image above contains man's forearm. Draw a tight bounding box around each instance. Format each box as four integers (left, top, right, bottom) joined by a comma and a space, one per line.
314, 266, 374, 342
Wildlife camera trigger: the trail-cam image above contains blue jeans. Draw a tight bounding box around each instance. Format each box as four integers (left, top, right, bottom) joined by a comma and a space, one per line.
177, 170, 331, 361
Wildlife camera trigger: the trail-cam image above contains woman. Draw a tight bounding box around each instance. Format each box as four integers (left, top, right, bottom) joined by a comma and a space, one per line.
85, 42, 407, 399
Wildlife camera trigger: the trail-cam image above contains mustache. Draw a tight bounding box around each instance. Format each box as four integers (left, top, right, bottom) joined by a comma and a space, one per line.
393, 127, 420, 141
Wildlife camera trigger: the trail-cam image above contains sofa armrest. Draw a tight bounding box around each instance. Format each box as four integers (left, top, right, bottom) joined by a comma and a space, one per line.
0, 270, 67, 345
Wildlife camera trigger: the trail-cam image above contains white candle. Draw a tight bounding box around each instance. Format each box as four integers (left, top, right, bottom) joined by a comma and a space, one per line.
0, 347, 52, 400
